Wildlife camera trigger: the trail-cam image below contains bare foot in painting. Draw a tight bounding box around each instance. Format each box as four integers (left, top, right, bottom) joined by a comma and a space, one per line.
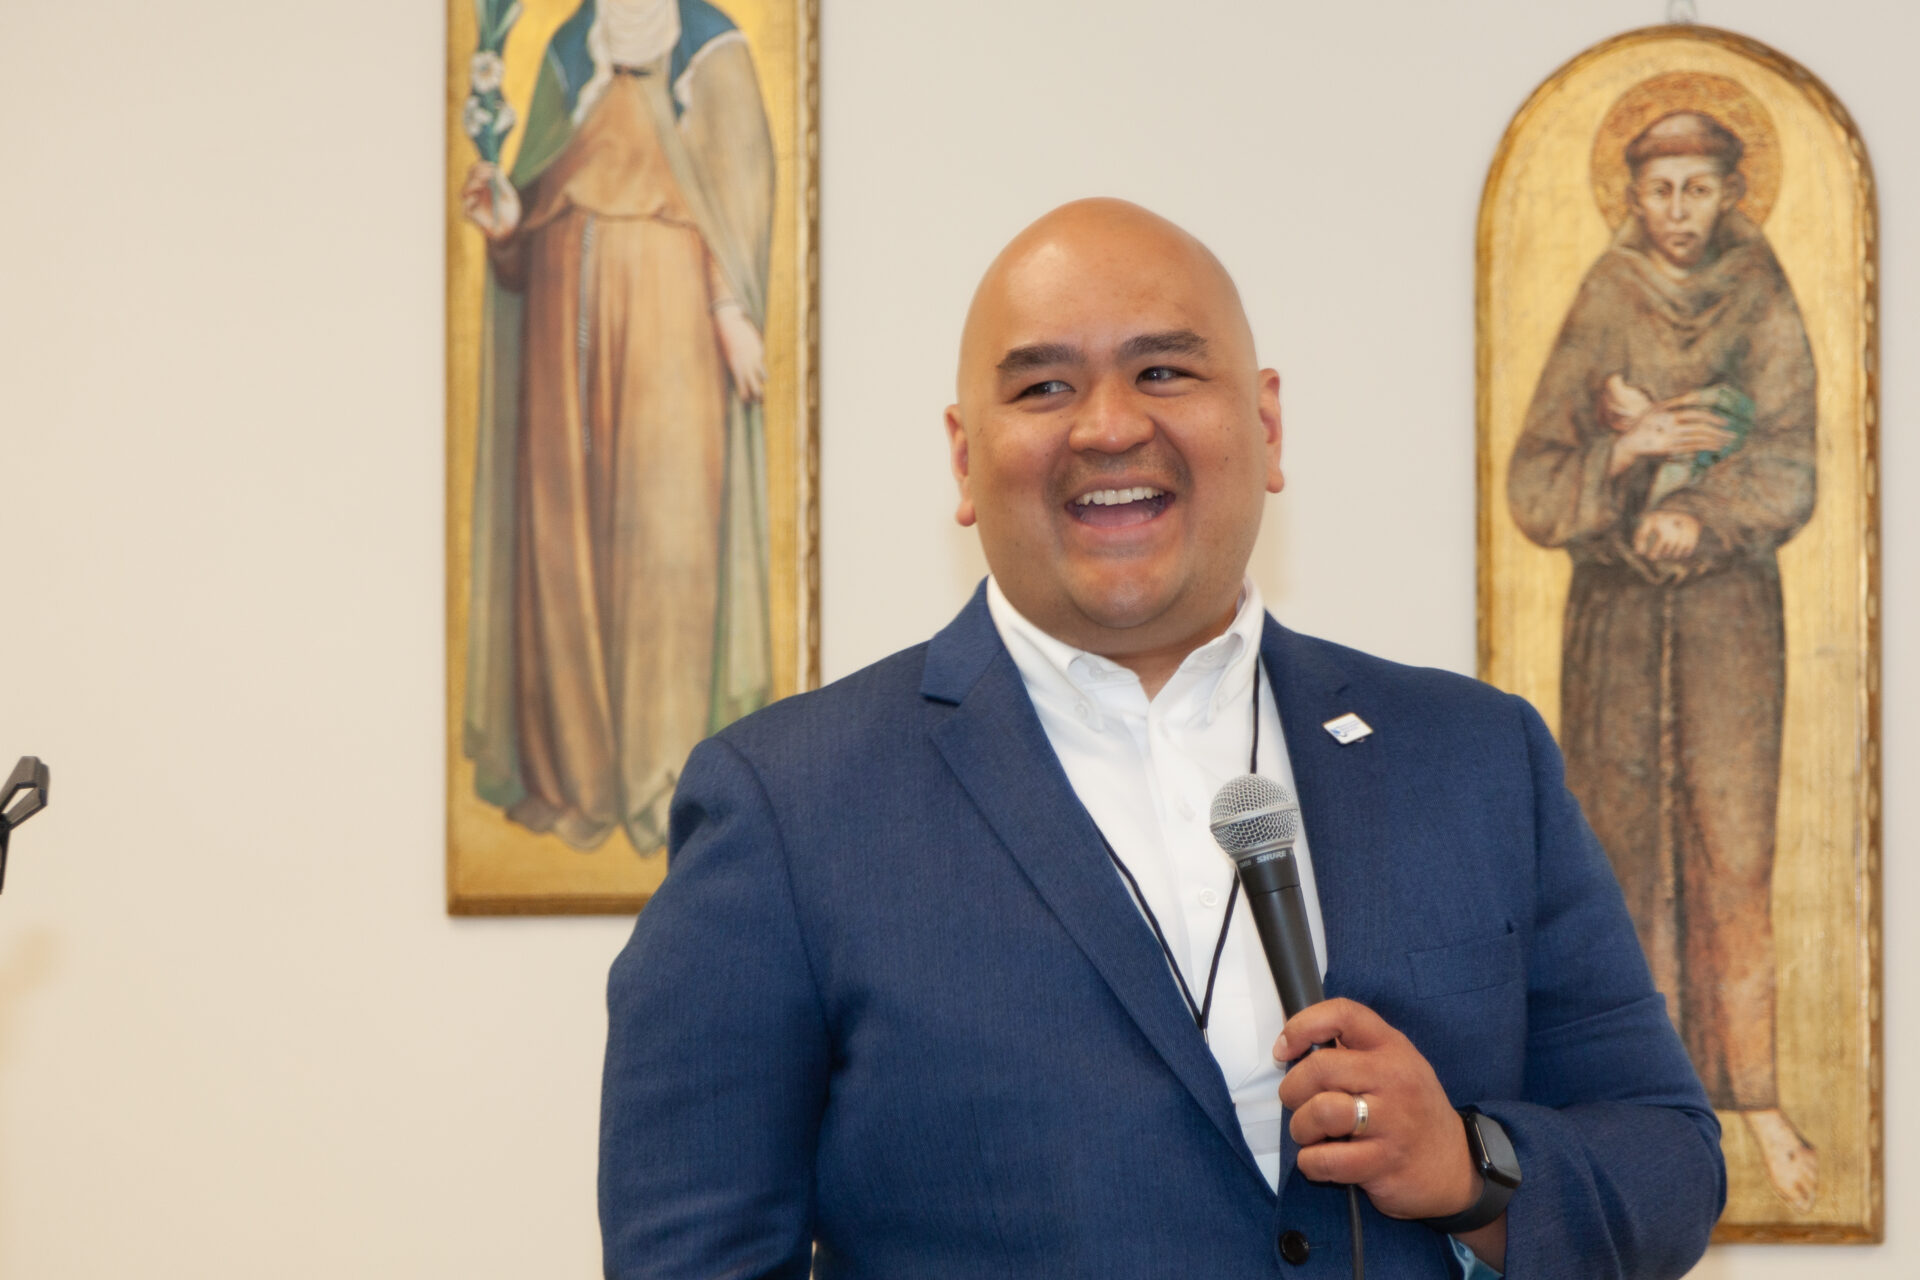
1744, 1109, 1817, 1212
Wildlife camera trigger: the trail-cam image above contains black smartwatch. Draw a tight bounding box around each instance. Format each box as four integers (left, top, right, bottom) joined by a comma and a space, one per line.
1422, 1106, 1521, 1235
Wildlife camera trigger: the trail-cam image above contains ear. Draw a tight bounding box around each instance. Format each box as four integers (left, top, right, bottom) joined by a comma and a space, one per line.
1258, 369, 1285, 495
1721, 170, 1747, 212
944, 404, 977, 527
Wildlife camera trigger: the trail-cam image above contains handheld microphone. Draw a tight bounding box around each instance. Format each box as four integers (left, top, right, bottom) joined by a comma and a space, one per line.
1208, 775, 1320, 1018
1212, 774, 1367, 1279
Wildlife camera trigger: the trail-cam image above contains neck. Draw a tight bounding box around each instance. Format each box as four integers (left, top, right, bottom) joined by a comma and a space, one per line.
1651, 252, 1703, 282
1100, 604, 1238, 700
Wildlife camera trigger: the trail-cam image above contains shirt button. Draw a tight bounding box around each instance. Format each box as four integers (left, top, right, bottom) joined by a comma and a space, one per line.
1199, 888, 1220, 908
1277, 1230, 1311, 1265
1075, 702, 1092, 721
1176, 797, 1196, 820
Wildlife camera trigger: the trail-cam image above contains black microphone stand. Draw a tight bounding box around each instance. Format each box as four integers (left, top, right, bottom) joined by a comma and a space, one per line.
0, 757, 50, 894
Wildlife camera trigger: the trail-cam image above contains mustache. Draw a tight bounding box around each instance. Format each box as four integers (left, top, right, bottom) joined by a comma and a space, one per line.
1048, 444, 1193, 506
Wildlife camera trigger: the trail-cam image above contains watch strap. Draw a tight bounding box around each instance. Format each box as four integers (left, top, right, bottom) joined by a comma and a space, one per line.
1422, 1108, 1519, 1235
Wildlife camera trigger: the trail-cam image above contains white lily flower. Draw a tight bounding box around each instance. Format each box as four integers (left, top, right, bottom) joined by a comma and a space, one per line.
462, 97, 491, 139
470, 50, 505, 94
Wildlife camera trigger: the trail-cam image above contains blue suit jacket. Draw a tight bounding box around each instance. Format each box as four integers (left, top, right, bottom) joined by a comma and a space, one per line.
601, 588, 1725, 1278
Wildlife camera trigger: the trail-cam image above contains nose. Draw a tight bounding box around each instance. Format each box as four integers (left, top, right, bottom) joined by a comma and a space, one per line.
1664, 189, 1688, 221
1068, 374, 1155, 454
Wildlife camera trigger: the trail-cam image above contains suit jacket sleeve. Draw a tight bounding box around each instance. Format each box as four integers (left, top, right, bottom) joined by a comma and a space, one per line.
599, 735, 828, 1280
1488, 698, 1726, 1278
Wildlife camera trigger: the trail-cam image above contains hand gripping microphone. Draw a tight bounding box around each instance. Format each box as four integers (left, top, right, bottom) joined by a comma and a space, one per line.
1208, 775, 1320, 1018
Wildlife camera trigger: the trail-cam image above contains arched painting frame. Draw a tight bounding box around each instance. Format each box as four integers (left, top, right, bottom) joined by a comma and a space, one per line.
1478, 25, 1880, 1242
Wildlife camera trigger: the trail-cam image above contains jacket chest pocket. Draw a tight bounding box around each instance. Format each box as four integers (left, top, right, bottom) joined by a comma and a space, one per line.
1407, 928, 1524, 998
1397, 928, 1529, 1099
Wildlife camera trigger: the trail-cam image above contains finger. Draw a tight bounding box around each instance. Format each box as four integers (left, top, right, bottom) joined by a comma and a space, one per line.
1277, 1045, 1375, 1111
1289, 1090, 1373, 1147
1276, 998, 1392, 1062
1294, 1133, 1382, 1187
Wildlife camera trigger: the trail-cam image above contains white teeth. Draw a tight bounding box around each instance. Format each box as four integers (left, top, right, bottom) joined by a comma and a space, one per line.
1073, 486, 1167, 506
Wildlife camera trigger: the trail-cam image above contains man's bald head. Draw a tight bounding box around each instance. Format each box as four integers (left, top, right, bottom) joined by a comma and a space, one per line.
942, 199, 1283, 693
957, 199, 1259, 397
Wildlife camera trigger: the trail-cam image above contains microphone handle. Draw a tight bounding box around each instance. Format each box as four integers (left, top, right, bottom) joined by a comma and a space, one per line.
1234, 847, 1323, 1019
1239, 841, 1365, 1280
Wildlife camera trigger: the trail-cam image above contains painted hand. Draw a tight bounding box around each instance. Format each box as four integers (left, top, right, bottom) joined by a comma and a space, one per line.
1600, 373, 1654, 432
459, 162, 522, 241
1607, 390, 1735, 476
714, 303, 767, 404
1634, 509, 1703, 559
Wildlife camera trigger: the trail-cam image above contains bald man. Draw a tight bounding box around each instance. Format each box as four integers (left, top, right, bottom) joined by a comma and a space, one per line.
601, 200, 1724, 1279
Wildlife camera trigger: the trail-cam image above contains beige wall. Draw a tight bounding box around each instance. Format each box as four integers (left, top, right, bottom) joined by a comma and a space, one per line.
0, 0, 1910, 1273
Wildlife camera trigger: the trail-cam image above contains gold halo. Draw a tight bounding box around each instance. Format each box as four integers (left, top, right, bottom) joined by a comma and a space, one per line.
1591, 71, 1780, 229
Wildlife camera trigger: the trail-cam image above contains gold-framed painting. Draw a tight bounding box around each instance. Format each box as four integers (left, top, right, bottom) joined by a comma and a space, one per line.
1478, 25, 1880, 1242
444, 0, 819, 915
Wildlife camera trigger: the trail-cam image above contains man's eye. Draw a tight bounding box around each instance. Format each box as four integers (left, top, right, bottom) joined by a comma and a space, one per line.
1018, 379, 1071, 399
1139, 366, 1187, 385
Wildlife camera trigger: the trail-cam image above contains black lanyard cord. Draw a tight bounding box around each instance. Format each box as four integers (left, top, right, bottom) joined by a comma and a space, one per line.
1093, 664, 1262, 1038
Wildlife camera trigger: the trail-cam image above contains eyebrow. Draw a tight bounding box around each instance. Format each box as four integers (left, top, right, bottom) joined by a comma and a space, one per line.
1117, 329, 1209, 362
994, 329, 1210, 377
996, 342, 1079, 376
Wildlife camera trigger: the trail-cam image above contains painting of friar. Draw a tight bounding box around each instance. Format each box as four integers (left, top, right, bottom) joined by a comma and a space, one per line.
458, 0, 775, 854
1506, 77, 1817, 1209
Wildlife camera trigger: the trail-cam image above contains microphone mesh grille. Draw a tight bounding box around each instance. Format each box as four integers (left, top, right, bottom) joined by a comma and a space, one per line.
1207, 775, 1301, 856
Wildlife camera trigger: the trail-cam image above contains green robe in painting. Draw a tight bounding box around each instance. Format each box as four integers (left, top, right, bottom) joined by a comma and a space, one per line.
465, 0, 775, 852
1507, 209, 1816, 1109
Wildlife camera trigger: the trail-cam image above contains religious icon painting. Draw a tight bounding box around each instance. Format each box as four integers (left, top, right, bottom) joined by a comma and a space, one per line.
444, 0, 819, 914
1477, 25, 1880, 1241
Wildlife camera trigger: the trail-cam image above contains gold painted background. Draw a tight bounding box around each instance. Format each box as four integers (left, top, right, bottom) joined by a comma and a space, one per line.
1477, 27, 1880, 1241
444, 0, 819, 913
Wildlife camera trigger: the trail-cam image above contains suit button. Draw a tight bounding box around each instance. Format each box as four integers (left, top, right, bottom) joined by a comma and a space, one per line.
1277, 1229, 1310, 1265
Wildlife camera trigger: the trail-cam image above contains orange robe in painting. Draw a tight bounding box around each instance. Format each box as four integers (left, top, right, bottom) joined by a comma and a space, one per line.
1508, 211, 1816, 1109
487, 76, 731, 850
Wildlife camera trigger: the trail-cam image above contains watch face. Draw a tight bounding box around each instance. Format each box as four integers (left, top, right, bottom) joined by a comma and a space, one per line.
1470, 1112, 1522, 1189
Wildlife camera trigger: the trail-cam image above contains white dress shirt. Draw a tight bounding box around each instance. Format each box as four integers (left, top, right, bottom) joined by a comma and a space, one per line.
986, 577, 1328, 1192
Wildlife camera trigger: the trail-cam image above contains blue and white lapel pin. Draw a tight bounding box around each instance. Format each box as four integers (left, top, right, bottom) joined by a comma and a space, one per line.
1321, 713, 1373, 745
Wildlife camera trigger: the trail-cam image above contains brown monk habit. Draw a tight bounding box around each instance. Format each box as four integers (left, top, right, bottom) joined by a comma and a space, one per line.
1508, 209, 1816, 1109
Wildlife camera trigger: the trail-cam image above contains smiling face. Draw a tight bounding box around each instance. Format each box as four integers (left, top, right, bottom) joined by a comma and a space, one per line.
1629, 154, 1744, 271
944, 200, 1283, 676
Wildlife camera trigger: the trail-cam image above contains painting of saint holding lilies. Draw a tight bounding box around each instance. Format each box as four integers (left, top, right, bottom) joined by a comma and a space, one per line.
445, 0, 818, 913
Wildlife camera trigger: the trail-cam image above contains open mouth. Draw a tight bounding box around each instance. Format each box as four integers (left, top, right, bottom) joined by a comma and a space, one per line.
1068, 486, 1172, 528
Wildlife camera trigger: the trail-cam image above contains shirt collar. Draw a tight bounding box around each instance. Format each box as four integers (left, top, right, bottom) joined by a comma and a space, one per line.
985, 577, 1267, 729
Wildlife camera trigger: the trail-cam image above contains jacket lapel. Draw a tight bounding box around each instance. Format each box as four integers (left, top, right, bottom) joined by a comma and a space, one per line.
921, 588, 1263, 1186
1261, 618, 1403, 1193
